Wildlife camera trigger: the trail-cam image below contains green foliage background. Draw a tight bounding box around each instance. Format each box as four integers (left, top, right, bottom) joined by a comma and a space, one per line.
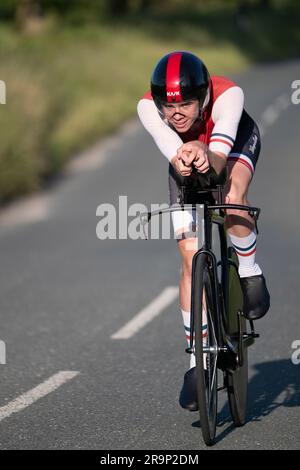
0, 0, 299, 202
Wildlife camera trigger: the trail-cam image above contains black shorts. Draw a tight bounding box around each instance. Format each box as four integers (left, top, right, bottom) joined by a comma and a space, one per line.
169, 110, 261, 206
227, 110, 261, 176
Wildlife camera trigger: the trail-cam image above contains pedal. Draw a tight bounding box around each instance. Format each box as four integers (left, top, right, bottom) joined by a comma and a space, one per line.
249, 320, 260, 338
185, 347, 194, 355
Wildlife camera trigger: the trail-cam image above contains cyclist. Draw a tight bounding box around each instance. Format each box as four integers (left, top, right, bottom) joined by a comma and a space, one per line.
137, 51, 270, 411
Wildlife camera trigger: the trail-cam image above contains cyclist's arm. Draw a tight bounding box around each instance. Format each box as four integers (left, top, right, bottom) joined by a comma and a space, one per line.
137, 86, 244, 173
207, 149, 227, 176
208, 86, 244, 174
137, 98, 183, 163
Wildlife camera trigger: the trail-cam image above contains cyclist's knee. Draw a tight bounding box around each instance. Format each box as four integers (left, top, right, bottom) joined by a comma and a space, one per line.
225, 179, 247, 202
178, 236, 198, 254
224, 183, 248, 217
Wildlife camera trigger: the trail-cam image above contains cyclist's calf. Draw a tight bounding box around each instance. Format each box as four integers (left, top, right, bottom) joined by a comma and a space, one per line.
178, 238, 198, 311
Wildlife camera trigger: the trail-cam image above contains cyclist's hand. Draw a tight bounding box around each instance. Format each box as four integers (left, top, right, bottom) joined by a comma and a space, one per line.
171, 154, 192, 177
177, 141, 210, 174
177, 141, 199, 166
193, 144, 210, 174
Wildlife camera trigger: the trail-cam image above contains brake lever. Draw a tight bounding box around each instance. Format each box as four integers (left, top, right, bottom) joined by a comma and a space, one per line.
248, 208, 260, 234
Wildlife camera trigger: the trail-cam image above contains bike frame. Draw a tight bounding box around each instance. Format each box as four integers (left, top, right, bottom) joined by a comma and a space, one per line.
189, 203, 226, 356
181, 186, 260, 367
140, 185, 260, 365
140, 185, 261, 444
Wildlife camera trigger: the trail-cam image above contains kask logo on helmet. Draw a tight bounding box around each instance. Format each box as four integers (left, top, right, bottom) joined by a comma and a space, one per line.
167, 90, 181, 97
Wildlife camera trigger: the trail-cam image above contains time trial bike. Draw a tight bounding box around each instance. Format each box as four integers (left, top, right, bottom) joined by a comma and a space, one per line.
141, 180, 260, 446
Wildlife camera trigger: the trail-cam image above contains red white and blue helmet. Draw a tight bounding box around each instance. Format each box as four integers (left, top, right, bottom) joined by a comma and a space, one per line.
151, 51, 211, 112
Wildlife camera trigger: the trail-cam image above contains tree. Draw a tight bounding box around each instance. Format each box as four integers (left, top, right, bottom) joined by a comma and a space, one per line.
15, 0, 42, 30
108, 0, 130, 17
260, 0, 271, 7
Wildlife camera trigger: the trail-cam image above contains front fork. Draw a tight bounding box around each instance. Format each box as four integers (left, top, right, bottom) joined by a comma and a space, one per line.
188, 248, 223, 356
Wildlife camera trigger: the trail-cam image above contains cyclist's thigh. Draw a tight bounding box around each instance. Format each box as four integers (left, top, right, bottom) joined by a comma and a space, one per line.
225, 161, 253, 200
226, 110, 261, 185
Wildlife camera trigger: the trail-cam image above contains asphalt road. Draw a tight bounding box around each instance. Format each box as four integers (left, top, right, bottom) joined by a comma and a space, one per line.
0, 59, 299, 450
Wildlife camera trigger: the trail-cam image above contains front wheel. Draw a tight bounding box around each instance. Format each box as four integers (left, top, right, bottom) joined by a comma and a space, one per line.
192, 252, 219, 446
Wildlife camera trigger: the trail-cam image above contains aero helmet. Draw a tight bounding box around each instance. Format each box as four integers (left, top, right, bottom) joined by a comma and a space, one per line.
151, 51, 211, 113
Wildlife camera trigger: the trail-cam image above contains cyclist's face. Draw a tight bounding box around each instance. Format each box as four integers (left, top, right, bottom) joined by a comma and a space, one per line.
161, 99, 199, 133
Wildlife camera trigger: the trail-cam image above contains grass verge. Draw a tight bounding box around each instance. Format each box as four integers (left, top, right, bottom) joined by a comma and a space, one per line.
0, 0, 299, 202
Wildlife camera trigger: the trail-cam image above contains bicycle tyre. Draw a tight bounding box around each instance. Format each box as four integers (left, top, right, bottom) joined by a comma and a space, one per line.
226, 350, 248, 426
192, 252, 218, 446
225, 247, 248, 427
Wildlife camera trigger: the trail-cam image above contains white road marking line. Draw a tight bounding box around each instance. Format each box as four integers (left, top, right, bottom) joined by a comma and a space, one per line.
259, 92, 291, 137
65, 119, 139, 175
0, 371, 79, 422
111, 286, 179, 339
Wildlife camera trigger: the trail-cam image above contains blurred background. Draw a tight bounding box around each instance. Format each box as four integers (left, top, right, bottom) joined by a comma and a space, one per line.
0, 0, 299, 450
0, 0, 299, 203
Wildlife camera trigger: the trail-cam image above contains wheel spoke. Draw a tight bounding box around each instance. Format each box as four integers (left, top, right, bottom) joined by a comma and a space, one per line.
205, 285, 218, 399
210, 355, 218, 396
193, 255, 218, 445
203, 271, 218, 429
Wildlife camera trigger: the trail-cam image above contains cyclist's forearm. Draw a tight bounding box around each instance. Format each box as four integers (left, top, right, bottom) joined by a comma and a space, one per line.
137, 98, 183, 162
208, 150, 227, 175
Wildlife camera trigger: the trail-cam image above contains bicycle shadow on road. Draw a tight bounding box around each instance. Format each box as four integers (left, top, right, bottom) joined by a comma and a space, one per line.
192, 359, 300, 442
246, 359, 300, 420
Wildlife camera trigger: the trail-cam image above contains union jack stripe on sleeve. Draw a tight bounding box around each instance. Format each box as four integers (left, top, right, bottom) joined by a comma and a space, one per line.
209, 132, 235, 154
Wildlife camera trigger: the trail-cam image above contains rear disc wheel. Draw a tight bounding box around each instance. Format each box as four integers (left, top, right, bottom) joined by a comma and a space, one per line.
226, 344, 248, 426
